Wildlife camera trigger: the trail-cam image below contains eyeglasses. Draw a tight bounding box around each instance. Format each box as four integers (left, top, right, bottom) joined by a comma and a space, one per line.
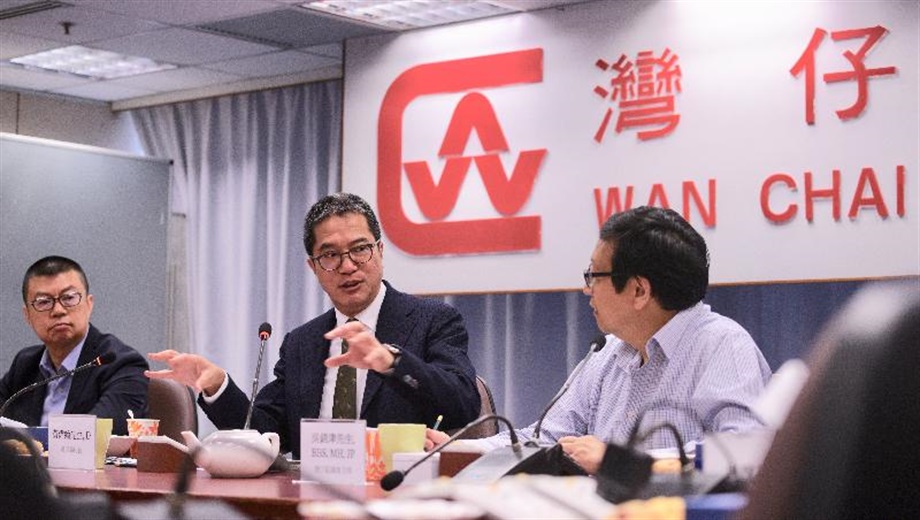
583, 268, 612, 289
312, 242, 379, 272
29, 291, 83, 312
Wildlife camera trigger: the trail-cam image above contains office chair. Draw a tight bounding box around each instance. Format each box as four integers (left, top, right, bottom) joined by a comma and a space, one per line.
741, 280, 920, 519
147, 378, 198, 442
452, 376, 499, 439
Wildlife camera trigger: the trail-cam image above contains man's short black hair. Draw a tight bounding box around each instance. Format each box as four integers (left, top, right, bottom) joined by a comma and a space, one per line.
22, 256, 89, 303
303, 193, 382, 255
600, 206, 709, 311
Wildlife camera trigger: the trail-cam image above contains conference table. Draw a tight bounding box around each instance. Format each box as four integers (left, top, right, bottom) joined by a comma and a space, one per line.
48, 460, 746, 519
49, 465, 387, 519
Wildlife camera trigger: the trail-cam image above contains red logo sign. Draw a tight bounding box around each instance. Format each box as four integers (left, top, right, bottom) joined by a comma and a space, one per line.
378, 49, 546, 256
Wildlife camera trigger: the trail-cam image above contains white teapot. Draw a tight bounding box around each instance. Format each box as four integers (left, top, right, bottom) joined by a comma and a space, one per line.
181, 429, 280, 478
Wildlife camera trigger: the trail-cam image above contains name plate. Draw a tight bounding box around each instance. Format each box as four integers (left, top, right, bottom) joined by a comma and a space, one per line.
301, 419, 365, 485
48, 414, 96, 470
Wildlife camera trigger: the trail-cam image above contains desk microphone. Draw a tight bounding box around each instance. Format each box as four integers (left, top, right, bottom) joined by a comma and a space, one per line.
380, 413, 521, 491
0, 352, 116, 420
244, 322, 272, 430
530, 334, 607, 445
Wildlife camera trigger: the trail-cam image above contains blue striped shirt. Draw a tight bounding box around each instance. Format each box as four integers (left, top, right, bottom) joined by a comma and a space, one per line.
472, 302, 772, 451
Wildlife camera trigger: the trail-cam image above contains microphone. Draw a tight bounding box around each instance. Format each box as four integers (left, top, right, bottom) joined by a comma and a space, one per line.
0, 352, 115, 420
380, 413, 522, 491
443, 335, 609, 485
258, 322, 272, 341
243, 322, 272, 430
530, 334, 607, 444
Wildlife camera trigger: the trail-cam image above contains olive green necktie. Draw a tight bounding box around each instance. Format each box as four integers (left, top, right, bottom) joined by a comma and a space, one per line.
332, 319, 357, 419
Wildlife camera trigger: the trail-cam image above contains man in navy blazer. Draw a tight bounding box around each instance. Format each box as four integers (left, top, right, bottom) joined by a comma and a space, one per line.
0, 256, 148, 436
148, 193, 480, 456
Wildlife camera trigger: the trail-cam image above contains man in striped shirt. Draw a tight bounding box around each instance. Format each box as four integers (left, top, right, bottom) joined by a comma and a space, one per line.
428, 206, 771, 474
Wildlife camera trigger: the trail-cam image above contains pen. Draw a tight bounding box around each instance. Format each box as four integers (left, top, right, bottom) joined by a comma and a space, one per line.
432, 414, 443, 431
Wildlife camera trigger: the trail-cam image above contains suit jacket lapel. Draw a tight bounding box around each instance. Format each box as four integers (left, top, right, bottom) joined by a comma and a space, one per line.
20, 359, 47, 425
300, 311, 335, 420
361, 284, 416, 416
64, 325, 98, 414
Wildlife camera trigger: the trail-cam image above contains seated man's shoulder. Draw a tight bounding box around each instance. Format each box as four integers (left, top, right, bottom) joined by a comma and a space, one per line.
5, 345, 46, 378
89, 327, 148, 368
12, 344, 46, 361
410, 293, 459, 315
387, 286, 459, 316
286, 310, 336, 340
690, 307, 758, 350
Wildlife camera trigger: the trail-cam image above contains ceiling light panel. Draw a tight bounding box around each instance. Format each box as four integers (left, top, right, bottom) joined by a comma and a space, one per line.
302, 0, 521, 30
10, 45, 177, 79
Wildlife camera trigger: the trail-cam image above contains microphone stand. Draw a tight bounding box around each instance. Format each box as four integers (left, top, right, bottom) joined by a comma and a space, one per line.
380, 414, 523, 491
243, 332, 269, 431
0, 354, 111, 420
530, 334, 607, 445
166, 445, 200, 520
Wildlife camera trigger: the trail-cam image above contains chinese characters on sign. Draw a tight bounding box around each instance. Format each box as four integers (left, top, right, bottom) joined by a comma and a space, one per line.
48, 414, 96, 470
594, 48, 683, 142
791, 25, 897, 124
301, 419, 365, 485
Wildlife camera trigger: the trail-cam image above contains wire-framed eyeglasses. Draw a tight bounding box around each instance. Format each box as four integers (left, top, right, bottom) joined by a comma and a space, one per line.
312, 242, 379, 272
29, 291, 83, 312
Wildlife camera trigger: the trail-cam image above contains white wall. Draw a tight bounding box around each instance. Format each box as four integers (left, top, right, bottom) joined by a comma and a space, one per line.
0, 89, 143, 154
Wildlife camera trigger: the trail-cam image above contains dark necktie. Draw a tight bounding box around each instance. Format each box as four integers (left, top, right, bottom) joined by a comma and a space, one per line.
332, 319, 357, 419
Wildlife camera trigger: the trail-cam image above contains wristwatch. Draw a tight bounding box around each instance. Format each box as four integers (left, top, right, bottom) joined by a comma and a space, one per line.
383, 343, 402, 373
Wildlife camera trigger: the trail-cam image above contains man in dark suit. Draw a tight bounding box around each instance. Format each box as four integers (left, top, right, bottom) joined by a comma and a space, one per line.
0, 256, 149, 436
148, 193, 480, 456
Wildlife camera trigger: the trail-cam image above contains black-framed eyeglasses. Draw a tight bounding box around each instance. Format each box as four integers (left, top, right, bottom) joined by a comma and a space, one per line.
312, 242, 379, 272
583, 268, 612, 289
29, 291, 83, 312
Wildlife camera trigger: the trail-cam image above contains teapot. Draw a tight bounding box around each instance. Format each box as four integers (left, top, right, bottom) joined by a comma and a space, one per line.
181, 429, 280, 478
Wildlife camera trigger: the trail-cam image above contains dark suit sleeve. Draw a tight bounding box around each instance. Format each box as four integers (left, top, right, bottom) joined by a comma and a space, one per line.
0, 347, 45, 425
0, 353, 26, 404
385, 303, 480, 430
83, 335, 150, 436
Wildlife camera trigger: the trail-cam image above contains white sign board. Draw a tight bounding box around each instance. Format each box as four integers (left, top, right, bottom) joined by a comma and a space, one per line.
343, 1, 919, 294
48, 414, 96, 470
300, 419, 366, 485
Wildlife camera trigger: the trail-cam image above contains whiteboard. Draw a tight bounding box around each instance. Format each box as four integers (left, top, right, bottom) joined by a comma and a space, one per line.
0, 133, 170, 370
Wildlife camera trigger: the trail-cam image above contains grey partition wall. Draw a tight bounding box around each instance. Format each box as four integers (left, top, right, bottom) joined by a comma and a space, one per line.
0, 133, 170, 370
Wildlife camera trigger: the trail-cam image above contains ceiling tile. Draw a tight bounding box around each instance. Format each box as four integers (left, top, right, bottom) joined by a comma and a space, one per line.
69, 0, 281, 25
204, 50, 337, 77
92, 27, 277, 65
0, 64, 90, 91
0, 3, 166, 44
0, 0, 595, 105
0, 32, 62, 60
197, 7, 388, 49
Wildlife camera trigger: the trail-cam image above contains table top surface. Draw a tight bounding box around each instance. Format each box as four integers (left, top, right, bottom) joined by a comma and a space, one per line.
49, 465, 388, 506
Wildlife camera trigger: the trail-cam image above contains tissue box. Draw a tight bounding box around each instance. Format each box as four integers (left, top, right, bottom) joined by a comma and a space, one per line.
136, 436, 189, 473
